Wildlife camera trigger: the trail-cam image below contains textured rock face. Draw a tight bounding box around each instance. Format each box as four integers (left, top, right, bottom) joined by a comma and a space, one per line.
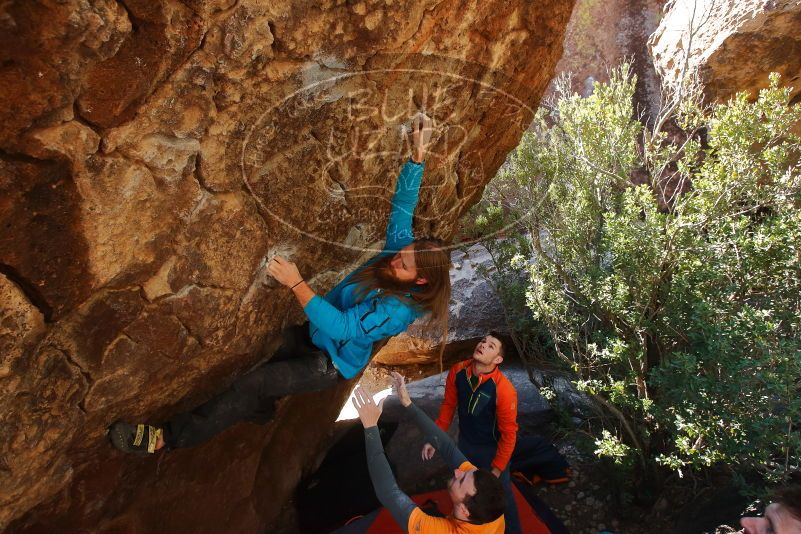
547, 0, 665, 119
0, 0, 574, 531
650, 0, 801, 104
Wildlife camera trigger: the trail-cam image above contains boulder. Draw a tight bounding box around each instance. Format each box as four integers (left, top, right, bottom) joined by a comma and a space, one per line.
0, 0, 575, 531
549, 0, 666, 119
650, 0, 801, 105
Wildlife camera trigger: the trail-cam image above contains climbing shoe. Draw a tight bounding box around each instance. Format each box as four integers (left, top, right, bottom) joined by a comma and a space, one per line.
109, 421, 163, 455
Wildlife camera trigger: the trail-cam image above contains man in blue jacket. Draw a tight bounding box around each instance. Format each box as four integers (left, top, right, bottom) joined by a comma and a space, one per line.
110, 114, 452, 455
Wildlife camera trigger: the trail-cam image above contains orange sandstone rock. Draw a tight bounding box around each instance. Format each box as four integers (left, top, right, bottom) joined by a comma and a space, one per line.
0, 0, 575, 530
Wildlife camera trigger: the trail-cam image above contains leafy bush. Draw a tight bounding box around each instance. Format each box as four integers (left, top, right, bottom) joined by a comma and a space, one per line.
466, 66, 801, 486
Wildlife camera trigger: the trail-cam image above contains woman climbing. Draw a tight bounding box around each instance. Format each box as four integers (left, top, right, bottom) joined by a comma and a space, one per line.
109, 112, 451, 454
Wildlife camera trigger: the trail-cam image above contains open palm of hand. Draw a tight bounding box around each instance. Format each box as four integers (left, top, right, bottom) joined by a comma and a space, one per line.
352, 386, 384, 428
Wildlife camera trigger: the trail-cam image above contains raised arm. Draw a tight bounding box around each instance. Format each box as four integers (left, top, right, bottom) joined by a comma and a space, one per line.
354, 387, 416, 533
407, 403, 468, 470
364, 427, 416, 532
384, 160, 424, 252
391, 372, 468, 471
385, 113, 433, 252
422, 364, 459, 461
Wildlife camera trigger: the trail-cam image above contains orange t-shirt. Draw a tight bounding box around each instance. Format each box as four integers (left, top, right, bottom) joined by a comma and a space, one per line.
406, 462, 505, 534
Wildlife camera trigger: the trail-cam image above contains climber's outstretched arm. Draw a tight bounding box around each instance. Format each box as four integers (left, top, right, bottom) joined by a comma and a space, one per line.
385, 114, 433, 252
266, 113, 433, 298
353, 387, 416, 533
391, 372, 468, 470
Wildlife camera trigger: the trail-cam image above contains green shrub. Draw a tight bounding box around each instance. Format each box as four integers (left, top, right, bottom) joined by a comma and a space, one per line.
466, 67, 801, 486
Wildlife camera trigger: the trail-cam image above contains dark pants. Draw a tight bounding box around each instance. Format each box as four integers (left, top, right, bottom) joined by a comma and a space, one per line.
458, 438, 522, 534
163, 324, 343, 449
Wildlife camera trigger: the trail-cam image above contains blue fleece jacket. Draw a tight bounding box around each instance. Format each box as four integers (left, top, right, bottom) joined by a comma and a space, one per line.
303, 159, 427, 379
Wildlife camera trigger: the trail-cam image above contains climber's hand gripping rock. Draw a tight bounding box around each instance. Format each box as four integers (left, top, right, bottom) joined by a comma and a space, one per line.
267, 255, 304, 288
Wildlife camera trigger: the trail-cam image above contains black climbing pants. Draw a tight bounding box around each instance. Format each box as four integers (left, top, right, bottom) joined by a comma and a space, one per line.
162, 323, 343, 449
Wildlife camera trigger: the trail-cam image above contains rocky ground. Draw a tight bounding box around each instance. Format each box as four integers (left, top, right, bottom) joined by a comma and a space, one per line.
534, 450, 627, 533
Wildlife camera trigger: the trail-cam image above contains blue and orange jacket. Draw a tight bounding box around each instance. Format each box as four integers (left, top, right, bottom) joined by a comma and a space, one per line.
435, 360, 518, 472
303, 159, 426, 379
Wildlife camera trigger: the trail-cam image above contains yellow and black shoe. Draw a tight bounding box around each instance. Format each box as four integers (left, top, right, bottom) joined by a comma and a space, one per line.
108, 421, 163, 455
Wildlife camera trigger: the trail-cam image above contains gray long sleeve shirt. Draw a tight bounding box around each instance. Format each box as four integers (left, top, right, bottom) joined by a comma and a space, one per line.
363, 403, 472, 532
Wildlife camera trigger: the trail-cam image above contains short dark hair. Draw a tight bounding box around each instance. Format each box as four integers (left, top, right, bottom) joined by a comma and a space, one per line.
463, 469, 506, 524
487, 331, 505, 358
773, 485, 801, 521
